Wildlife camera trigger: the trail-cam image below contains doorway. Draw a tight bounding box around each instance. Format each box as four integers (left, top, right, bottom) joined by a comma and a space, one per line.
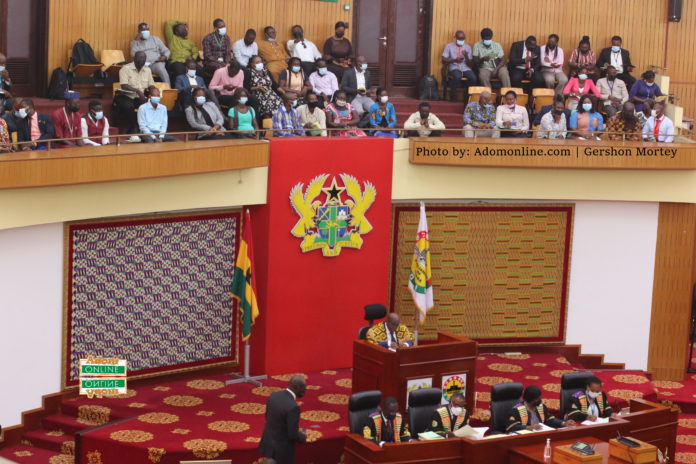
353, 0, 430, 97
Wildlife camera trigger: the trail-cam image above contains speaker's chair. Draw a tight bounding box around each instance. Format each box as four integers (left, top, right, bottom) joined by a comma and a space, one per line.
358, 304, 387, 339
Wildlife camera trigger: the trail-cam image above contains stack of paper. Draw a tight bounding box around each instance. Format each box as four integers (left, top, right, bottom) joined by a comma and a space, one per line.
418, 431, 445, 440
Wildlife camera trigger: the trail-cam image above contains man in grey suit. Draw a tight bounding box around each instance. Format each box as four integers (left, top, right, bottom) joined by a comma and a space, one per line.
259, 376, 307, 464
341, 56, 371, 102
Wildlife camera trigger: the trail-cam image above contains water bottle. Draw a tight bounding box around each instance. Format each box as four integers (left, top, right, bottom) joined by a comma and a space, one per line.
543, 438, 552, 462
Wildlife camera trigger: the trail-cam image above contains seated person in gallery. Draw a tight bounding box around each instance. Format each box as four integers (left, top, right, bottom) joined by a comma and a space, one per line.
362, 397, 412, 446
505, 385, 576, 433
428, 391, 470, 437
366, 312, 414, 349
567, 376, 615, 422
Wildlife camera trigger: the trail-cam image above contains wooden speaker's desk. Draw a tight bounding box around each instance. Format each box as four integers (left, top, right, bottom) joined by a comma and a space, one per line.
344, 399, 678, 464
352, 331, 477, 413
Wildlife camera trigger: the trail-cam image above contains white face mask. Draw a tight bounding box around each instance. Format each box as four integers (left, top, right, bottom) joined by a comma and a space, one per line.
254, 62, 264, 71
187, 69, 196, 78
451, 406, 464, 416
651, 109, 657, 117
93, 111, 104, 120
336, 99, 347, 107
16, 108, 28, 119
380, 96, 389, 103
195, 95, 206, 105
140, 30, 151, 39
217, 27, 227, 36
587, 391, 600, 399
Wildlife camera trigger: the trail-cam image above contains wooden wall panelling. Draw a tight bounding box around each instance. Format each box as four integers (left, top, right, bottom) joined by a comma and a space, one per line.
648, 203, 696, 381
665, 4, 696, 122
47, 0, 353, 79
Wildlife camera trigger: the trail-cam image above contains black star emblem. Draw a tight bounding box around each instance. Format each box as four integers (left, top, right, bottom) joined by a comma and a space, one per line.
322, 178, 345, 203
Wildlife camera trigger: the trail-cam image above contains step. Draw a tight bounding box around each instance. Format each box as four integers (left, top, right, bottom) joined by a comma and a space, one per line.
22, 428, 75, 454
0, 444, 67, 463
41, 414, 93, 435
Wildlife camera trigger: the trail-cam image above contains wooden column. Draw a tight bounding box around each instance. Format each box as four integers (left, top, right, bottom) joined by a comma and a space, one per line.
648, 203, 696, 380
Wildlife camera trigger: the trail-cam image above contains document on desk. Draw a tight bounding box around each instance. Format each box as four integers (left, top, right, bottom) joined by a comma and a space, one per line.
452, 426, 489, 439
418, 431, 445, 440
581, 417, 609, 426
514, 423, 555, 434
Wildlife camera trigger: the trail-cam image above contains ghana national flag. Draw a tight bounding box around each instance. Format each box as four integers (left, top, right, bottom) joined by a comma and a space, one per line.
231, 210, 259, 341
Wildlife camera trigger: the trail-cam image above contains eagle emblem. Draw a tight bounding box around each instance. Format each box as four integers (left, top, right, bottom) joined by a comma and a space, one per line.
289, 173, 377, 257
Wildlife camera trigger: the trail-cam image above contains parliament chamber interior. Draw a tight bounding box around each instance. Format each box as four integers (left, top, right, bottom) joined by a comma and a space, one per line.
2, 0, 696, 463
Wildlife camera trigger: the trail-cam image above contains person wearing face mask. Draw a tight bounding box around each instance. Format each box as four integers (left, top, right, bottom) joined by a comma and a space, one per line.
464, 91, 499, 138
174, 59, 219, 108
340, 56, 371, 102
505, 385, 575, 433
323, 22, 353, 81
186, 88, 234, 140
496, 90, 529, 138
473, 28, 510, 89
569, 95, 604, 140
258, 26, 290, 84
540, 34, 567, 95
13, 99, 54, 151
137, 86, 177, 143
308, 60, 339, 108
596, 65, 629, 118
362, 397, 412, 446
0, 53, 13, 112
636, 99, 656, 128
278, 58, 311, 104
116, 50, 155, 137
353, 87, 377, 123
80, 101, 110, 146
537, 99, 568, 139
325, 89, 366, 137
259, 376, 308, 464
366, 312, 414, 349
508, 36, 544, 91
607, 101, 642, 141
296, 92, 326, 136
272, 91, 305, 137
245, 55, 282, 119
568, 36, 598, 83
233, 29, 258, 68
532, 94, 572, 127
164, 20, 200, 78
210, 59, 245, 108
286, 25, 322, 76
429, 392, 469, 436
227, 88, 259, 138
202, 18, 231, 76
442, 30, 477, 102
567, 377, 615, 422
643, 101, 675, 143
629, 70, 663, 113
562, 66, 600, 111
130, 23, 171, 86
597, 36, 635, 89
404, 102, 445, 137
51, 90, 83, 148
368, 88, 397, 138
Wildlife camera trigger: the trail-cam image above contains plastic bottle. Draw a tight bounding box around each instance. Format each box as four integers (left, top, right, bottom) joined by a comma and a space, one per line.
543, 438, 552, 462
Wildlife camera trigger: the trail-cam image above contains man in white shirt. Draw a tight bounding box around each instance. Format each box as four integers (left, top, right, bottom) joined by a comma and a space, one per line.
540, 34, 567, 95
233, 29, 258, 68
596, 66, 629, 118
286, 25, 322, 76
642, 101, 675, 143
404, 102, 446, 137
308, 59, 339, 107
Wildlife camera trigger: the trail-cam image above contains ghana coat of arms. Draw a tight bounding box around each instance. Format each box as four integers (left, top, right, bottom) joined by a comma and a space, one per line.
290, 173, 377, 257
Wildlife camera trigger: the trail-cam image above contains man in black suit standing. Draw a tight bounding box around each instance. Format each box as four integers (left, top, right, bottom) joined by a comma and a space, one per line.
341, 55, 371, 103
259, 375, 307, 464
508, 36, 544, 92
597, 36, 636, 90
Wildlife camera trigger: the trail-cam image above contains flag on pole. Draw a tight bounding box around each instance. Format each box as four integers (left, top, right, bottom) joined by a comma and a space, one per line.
408, 202, 434, 324
231, 210, 260, 341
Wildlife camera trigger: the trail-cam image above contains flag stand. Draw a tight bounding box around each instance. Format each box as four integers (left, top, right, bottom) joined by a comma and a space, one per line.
226, 341, 267, 386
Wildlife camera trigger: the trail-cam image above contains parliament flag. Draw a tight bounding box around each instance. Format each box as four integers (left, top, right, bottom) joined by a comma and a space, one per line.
231, 210, 260, 341
408, 202, 434, 324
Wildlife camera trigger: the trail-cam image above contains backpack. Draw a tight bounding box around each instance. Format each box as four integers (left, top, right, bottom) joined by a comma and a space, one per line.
47, 67, 69, 100
70, 39, 100, 68
419, 75, 439, 101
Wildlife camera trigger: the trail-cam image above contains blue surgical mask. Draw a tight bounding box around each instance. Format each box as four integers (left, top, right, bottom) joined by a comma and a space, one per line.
582, 103, 592, 111
456, 40, 465, 46
195, 95, 206, 105
218, 27, 227, 36
646, 82, 654, 87
292, 65, 301, 73
150, 96, 161, 105
361, 63, 368, 71
483, 39, 492, 46
611, 45, 621, 53
578, 74, 588, 80
254, 62, 264, 71
141, 30, 151, 39
318, 67, 328, 76
94, 111, 104, 120
0, 65, 5, 72
187, 69, 196, 78
239, 96, 248, 104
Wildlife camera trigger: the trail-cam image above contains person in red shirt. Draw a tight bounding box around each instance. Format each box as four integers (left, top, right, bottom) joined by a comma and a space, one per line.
51, 90, 83, 148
